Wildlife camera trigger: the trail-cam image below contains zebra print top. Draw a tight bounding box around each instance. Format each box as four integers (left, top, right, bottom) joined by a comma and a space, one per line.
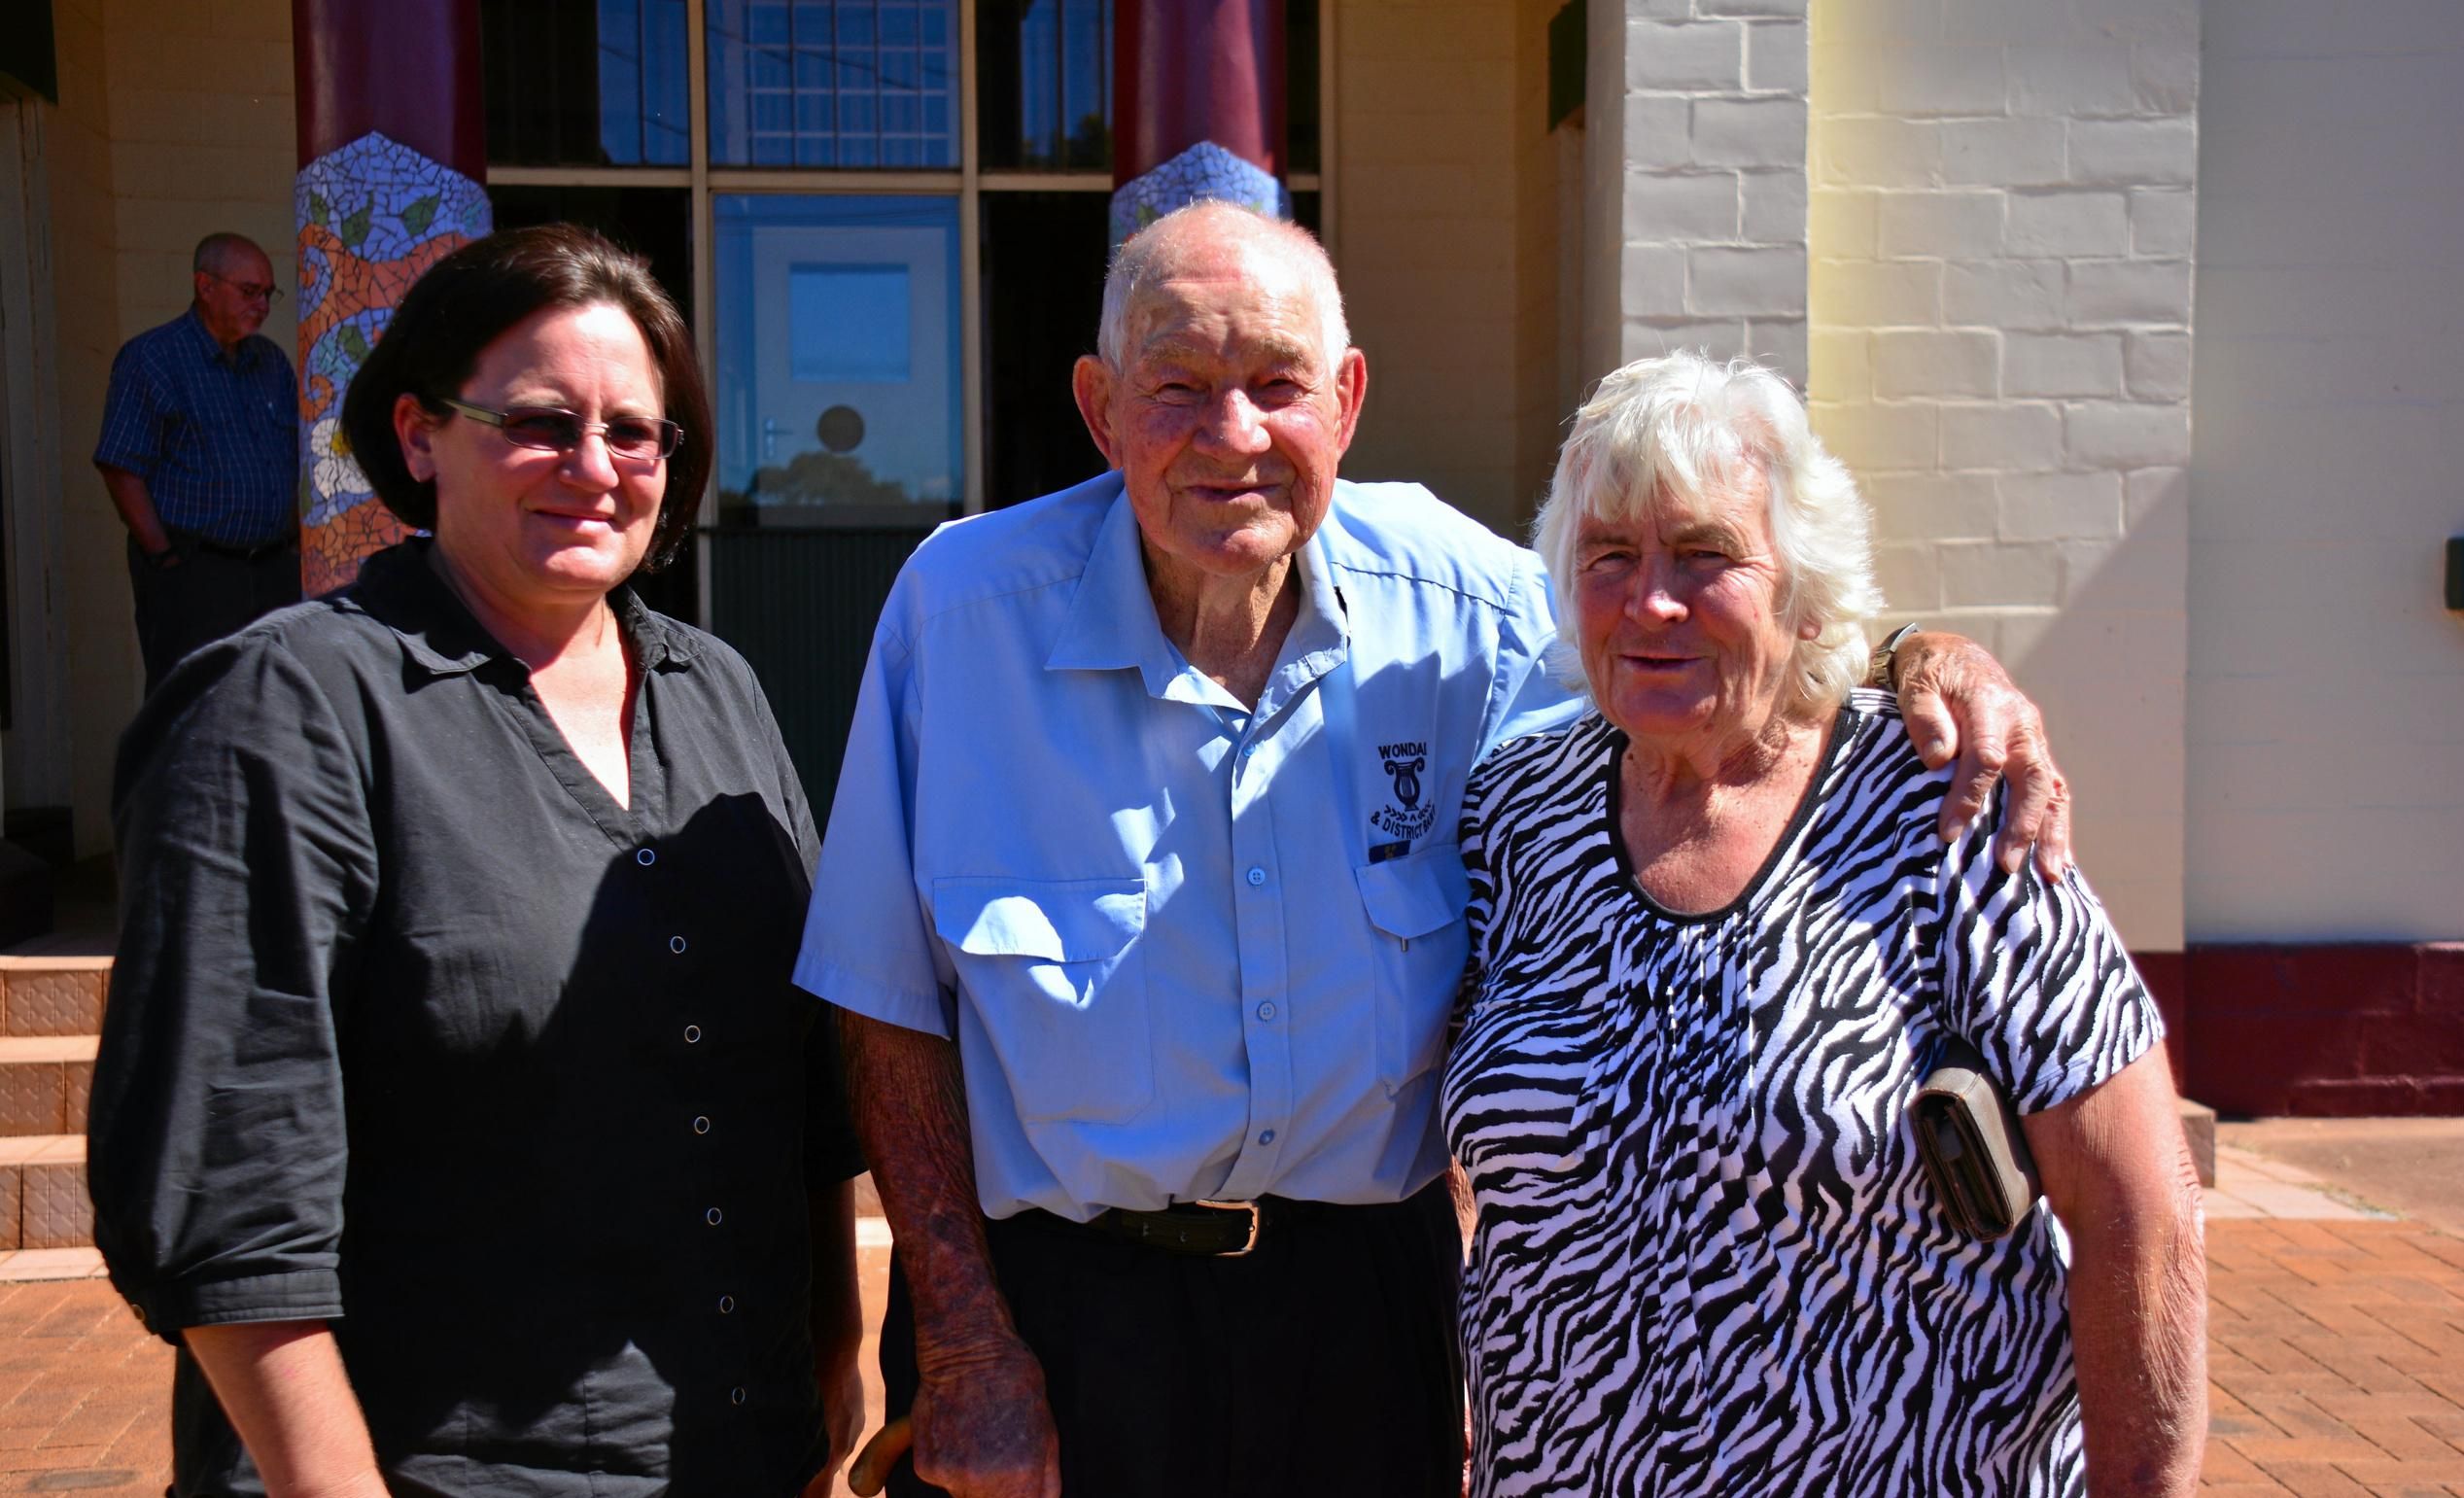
1441, 691, 2162, 1498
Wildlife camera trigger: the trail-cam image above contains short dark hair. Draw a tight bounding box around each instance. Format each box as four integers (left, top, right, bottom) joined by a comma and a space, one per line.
339, 224, 711, 574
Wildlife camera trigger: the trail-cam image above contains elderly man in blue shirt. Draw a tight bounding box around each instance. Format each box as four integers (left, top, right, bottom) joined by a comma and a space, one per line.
797, 201, 2072, 1498
95, 231, 300, 695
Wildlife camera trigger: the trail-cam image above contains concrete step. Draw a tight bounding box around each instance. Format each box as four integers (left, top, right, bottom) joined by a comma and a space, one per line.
2179, 1096, 2217, 1189
0, 1133, 89, 1251
0, 956, 109, 1036
0, 1035, 96, 1137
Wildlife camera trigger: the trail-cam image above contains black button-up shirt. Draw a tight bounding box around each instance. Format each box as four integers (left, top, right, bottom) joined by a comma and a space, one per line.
89, 541, 864, 1497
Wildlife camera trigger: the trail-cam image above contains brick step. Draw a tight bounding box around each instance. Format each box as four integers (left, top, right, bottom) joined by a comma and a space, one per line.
0, 1034, 97, 1137
0, 956, 109, 1036
0, 1133, 90, 1251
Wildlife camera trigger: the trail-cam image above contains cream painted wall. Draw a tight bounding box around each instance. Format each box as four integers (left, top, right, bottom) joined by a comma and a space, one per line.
1806, 0, 2199, 951
2187, 4, 2464, 942
40, 0, 127, 860
52, 0, 295, 858
1335, 0, 1556, 535
1510, 0, 1567, 532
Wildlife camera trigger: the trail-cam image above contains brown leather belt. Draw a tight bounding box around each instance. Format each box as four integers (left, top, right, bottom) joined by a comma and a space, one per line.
1024, 1197, 1329, 1257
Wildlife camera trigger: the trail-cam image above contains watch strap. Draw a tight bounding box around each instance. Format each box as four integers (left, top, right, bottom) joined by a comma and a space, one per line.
1867, 621, 1921, 689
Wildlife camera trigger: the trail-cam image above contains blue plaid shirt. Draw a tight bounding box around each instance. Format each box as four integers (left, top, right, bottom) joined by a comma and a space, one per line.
95, 308, 297, 546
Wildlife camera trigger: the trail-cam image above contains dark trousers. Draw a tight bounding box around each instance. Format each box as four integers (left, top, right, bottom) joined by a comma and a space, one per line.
882, 1181, 1466, 1498
127, 532, 301, 696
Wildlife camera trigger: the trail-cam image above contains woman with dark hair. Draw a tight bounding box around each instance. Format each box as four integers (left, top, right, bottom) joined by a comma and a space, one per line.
89, 224, 866, 1498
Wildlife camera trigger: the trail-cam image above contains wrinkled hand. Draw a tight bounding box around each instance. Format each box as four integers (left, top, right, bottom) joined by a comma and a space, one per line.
905, 1334, 1061, 1498
1893, 630, 2072, 877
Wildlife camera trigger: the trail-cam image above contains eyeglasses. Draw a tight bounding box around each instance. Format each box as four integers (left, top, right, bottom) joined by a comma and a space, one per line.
440, 399, 683, 462
208, 274, 283, 305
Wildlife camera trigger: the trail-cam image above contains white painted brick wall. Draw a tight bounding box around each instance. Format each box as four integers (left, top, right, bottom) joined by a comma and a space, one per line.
2187, 2, 2464, 942
1807, 0, 2201, 950
1604, 0, 1809, 386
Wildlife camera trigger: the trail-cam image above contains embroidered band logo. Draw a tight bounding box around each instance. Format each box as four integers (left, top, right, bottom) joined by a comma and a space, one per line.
1370, 741, 1436, 840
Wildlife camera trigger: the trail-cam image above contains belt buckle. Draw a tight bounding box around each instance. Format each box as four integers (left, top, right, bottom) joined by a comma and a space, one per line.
1192, 1199, 1262, 1256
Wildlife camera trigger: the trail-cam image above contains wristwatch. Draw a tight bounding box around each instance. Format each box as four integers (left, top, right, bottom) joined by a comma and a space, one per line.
1866, 622, 1921, 689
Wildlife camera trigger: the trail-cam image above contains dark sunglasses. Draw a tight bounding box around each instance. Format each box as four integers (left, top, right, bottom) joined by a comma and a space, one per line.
440, 398, 683, 462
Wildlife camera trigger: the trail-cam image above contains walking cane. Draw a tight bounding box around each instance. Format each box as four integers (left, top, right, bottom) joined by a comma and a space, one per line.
848, 1416, 914, 1497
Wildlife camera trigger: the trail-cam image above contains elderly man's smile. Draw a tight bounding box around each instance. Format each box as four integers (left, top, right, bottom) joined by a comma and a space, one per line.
1177, 476, 1284, 505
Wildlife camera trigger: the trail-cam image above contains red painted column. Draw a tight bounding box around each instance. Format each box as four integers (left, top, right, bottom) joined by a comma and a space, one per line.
1109, 0, 1288, 244
292, 0, 492, 594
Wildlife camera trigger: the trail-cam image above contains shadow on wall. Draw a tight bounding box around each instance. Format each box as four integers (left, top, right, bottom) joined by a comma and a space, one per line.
1983, 468, 2191, 946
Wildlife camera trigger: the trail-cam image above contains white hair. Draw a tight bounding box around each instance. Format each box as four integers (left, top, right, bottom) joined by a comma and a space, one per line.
1531, 352, 1881, 716
1096, 201, 1350, 373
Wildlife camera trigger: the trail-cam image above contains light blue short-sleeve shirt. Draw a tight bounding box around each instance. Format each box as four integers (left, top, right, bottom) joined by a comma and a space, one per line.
795, 472, 1579, 1220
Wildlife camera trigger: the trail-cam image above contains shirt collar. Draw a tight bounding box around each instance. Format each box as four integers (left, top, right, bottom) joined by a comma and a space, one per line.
1282, 530, 1350, 675
180, 306, 255, 369
349, 539, 695, 678
1045, 478, 1351, 706
1045, 479, 1180, 695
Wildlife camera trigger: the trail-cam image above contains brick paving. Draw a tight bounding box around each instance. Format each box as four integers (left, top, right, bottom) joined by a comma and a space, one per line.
2204, 1219, 2464, 1497
5, 1220, 2463, 1495
0, 1276, 167, 1496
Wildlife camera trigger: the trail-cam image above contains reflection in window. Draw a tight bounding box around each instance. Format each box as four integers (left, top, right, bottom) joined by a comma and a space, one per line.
480, 0, 689, 166
706, 0, 959, 168
977, 0, 1111, 171
789, 265, 913, 382
714, 195, 962, 521
975, 0, 1316, 174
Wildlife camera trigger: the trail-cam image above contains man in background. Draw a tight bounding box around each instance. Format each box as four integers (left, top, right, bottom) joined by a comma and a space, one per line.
95, 231, 300, 695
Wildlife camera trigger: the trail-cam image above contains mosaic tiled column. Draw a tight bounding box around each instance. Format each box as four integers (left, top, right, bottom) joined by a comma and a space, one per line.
292, 0, 491, 594
1110, 0, 1287, 245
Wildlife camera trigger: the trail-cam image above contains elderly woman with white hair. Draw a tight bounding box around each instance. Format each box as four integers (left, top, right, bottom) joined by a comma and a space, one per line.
1440, 354, 2206, 1497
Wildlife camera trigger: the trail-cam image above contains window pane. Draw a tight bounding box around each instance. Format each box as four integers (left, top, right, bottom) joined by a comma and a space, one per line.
481, 0, 689, 166
974, 0, 1317, 174
1287, 0, 1320, 176
707, 0, 959, 168
975, 0, 1108, 172
980, 192, 1109, 505
712, 194, 963, 522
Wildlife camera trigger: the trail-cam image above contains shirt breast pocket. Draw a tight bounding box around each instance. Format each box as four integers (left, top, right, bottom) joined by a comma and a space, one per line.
932, 876, 1153, 1125
1354, 845, 1472, 1095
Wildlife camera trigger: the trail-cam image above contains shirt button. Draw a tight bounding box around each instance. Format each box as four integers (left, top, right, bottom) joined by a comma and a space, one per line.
636, 847, 656, 866
683, 1025, 703, 1043
1259, 1130, 1275, 1145
1257, 1001, 1276, 1021
1242, 744, 1257, 757
693, 1115, 711, 1135
717, 1295, 736, 1314
670, 935, 688, 955
705, 1206, 723, 1226
1246, 866, 1267, 887
730, 1386, 747, 1406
